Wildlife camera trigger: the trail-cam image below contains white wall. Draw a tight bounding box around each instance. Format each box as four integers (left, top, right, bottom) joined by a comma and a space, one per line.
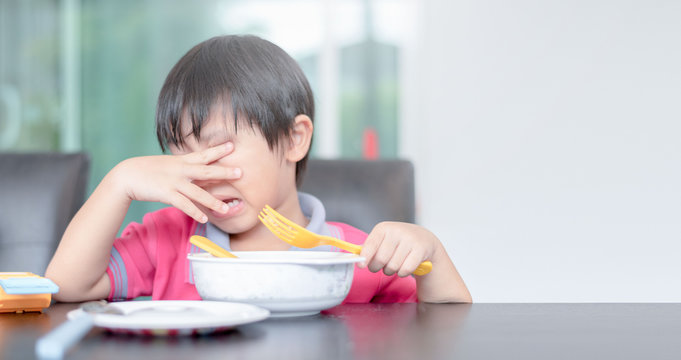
401, 0, 681, 302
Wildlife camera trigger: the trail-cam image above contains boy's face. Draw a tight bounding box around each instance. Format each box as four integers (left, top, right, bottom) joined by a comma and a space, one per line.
169, 111, 304, 235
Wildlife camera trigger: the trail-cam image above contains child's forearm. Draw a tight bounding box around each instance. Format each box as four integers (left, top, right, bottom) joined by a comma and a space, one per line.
45, 165, 131, 302
415, 244, 472, 303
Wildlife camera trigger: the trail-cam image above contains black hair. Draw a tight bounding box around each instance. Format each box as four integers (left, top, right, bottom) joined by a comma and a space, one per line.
155, 35, 315, 185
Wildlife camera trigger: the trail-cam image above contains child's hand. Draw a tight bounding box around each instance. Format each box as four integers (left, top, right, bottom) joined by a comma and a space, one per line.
357, 222, 441, 277
358, 221, 472, 303
111, 142, 241, 223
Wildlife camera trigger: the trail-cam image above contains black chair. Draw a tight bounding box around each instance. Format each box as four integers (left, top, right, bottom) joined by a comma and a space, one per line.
0, 152, 90, 275
300, 159, 415, 233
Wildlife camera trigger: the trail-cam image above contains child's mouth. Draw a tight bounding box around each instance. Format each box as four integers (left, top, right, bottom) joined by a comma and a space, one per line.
211, 198, 243, 218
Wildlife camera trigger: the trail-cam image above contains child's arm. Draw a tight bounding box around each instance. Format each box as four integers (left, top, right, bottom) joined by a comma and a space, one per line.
357, 222, 472, 303
45, 143, 240, 302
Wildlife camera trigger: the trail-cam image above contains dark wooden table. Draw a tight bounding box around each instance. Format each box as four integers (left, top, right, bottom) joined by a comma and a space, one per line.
2, 303, 680, 359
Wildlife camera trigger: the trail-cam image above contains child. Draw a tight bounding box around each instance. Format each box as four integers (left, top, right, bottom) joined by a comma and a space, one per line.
45, 35, 471, 304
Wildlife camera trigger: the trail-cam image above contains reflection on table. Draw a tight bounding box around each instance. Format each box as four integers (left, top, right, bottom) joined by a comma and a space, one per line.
3, 303, 681, 360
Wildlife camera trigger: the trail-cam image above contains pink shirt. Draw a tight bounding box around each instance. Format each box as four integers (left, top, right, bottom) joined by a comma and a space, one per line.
108, 204, 417, 303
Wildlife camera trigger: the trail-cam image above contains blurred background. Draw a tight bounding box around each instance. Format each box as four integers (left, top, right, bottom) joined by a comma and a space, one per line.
0, 0, 413, 227
1, 0, 680, 302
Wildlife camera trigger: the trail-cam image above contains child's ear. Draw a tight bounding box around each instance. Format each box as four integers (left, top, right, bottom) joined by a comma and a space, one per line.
286, 114, 313, 162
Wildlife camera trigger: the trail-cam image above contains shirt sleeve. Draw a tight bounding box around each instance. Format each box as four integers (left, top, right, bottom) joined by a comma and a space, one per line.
106, 212, 160, 301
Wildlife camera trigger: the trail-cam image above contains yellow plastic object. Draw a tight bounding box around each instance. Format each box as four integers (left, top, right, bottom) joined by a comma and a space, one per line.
190, 235, 238, 258
258, 205, 434, 276
0, 272, 58, 313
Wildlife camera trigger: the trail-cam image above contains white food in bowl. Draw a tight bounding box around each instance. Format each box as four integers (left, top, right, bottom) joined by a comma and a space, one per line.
188, 251, 364, 317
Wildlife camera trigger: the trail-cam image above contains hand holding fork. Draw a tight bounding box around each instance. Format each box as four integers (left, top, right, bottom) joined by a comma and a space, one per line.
258, 205, 433, 276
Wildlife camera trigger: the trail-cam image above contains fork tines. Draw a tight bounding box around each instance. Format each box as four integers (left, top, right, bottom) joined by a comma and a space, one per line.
258, 206, 297, 241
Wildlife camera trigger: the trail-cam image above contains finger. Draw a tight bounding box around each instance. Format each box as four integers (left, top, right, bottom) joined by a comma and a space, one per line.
358, 225, 387, 269
367, 236, 399, 273
167, 192, 208, 223
183, 164, 242, 181
398, 250, 427, 277
177, 183, 229, 214
183, 142, 234, 164
383, 243, 411, 277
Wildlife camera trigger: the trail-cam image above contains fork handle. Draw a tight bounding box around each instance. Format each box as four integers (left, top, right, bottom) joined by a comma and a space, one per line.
413, 261, 433, 276
335, 241, 363, 255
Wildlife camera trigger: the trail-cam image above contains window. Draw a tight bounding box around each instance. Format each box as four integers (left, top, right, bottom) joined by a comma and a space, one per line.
0, 0, 416, 227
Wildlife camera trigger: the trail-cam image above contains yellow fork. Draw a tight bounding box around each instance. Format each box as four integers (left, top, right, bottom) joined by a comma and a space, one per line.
190, 235, 238, 258
258, 205, 433, 276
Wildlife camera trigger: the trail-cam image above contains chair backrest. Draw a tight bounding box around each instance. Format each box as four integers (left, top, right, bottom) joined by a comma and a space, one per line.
0, 152, 90, 275
300, 159, 415, 233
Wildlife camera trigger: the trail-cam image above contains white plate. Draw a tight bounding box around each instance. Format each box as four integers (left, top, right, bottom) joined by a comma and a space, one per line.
67, 300, 269, 336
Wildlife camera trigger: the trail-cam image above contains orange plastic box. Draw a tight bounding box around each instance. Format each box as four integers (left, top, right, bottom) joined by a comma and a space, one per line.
0, 272, 59, 313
